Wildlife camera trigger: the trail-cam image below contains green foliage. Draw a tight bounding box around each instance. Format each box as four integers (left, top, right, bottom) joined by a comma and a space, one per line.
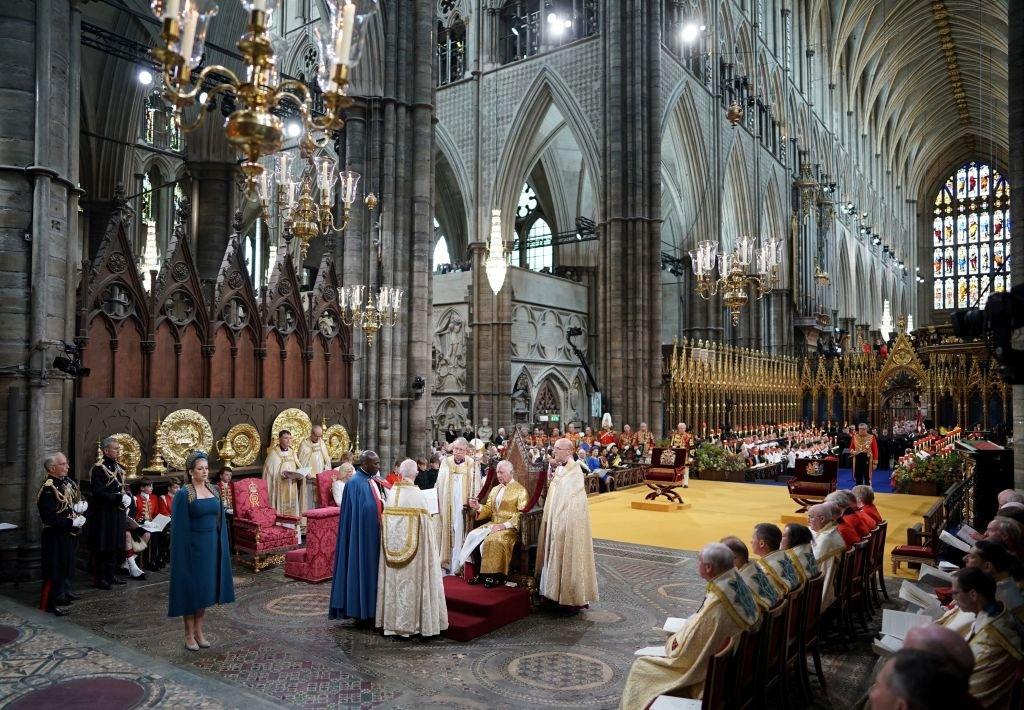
692, 442, 748, 473
891, 452, 962, 494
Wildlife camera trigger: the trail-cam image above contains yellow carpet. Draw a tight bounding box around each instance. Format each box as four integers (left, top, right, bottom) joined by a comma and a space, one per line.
589, 480, 940, 579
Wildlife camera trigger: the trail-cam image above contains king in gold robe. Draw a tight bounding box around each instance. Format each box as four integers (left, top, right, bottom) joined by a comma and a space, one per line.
263, 437, 302, 518
536, 442, 598, 608
620, 565, 759, 708
435, 439, 479, 574
376, 466, 448, 638
464, 463, 529, 585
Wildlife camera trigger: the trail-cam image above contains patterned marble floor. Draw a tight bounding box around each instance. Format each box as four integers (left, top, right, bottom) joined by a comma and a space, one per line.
0, 540, 888, 709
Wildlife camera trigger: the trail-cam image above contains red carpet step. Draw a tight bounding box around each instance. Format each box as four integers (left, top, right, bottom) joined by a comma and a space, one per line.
442, 575, 532, 642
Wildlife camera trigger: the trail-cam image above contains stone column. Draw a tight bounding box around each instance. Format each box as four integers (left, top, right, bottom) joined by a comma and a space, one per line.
468, 242, 512, 433
1009, 0, 1023, 488
598, 0, 664, 435
0, 0, 77, 576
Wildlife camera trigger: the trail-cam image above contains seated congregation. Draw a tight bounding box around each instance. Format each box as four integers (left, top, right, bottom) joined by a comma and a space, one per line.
619, 485, 1024, 710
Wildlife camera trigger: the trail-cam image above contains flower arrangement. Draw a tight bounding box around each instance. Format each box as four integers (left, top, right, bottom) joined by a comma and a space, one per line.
692, 442, 748, 474
891, 451, 963, 494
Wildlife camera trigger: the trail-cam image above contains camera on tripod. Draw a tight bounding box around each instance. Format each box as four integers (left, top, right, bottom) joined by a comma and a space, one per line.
950, 283, 1023, 384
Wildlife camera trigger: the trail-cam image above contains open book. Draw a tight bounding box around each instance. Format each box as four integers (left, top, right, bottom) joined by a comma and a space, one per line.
422, 488, 439, 516
881, 609, 933, 640
662, 617, 687, 634
956, 524, 980, 543
635, 645, 668, 657
939, 529, 972, 553
918, 563, 955, 587
898, 581, 943, 618
282, 467, 312, 480
142, 513, 171, 533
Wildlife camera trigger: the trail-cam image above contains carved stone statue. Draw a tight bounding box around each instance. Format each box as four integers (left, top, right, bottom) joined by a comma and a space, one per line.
477, 417, 493, 442
432, 310, 466, 391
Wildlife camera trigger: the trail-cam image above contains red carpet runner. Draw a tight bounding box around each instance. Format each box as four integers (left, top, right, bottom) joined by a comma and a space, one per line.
442, 575, 532, 642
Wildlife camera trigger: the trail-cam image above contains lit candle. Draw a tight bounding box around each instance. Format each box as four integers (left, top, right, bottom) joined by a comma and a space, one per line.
163, 0, 181, 20
334, 2, 356, 65
252, 0, 266, 11
179, 10, 198, 62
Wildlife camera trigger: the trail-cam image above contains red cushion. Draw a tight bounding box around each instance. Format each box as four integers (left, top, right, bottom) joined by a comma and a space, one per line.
259, 525, 298, 545
892, 545, 934, 557
243, 508, 278, 527
789, 483, 830, 495
304, 506, 340, 520
285, 549, 306, 563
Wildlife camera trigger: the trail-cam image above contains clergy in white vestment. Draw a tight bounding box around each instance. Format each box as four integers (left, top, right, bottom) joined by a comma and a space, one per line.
435, 437, 479, 574
808, 503, 846, 610
376, 459, 449, 638
263, 430, 303, 517
620, 543, 760, 708
298, 424, 332, 512
536, 437, 599, 609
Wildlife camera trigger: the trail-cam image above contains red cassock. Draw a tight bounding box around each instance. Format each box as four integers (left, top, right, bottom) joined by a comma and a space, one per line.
860, 503, 883, 524
844, 510, 871, 538
158, 493, 175, 516
836, 520, 860, 548
855, 508, 878, 532
134, 494, 160, 523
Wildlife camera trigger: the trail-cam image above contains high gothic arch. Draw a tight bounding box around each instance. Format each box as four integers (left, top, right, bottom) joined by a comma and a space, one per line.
490, 67, 602, 244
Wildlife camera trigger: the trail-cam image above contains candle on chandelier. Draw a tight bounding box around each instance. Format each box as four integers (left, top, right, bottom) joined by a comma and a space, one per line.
334, 2, 356, 66
161, 0, 181, 20
179, 9, 199, 62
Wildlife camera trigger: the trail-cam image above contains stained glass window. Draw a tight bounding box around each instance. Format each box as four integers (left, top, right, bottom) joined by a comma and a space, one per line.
931, 161, 1011, 310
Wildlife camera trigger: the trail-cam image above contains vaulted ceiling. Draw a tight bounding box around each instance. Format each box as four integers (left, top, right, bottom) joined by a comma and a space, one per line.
824, 0, 1007, 198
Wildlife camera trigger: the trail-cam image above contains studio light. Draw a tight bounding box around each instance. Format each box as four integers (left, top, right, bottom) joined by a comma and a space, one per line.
680, 22, 700, 43
137, 67, 154, 85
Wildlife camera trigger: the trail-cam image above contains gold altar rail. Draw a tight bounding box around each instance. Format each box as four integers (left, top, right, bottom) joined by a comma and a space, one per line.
665, 339, 801, 434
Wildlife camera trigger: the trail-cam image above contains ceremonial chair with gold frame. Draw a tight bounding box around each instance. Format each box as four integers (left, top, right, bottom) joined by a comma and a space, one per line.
642, 447, 689, 503
786, 457, 838, 513
231, 478, 301, 572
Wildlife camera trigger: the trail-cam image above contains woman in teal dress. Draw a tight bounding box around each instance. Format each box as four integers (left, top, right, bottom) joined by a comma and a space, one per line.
168, 450, 235, 650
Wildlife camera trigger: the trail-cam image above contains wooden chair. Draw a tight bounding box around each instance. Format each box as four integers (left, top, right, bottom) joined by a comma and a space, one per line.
755, 598, 790, 710
823, 548, 853, 644
847, 538, 872, 633
651, 636, 737, 710
891, 500, 944, 573
733, 619, 764, 710
786, 457, 838, 512
871, 521, 891, 603
780, 582, 809, 708
800, 573, 827, 693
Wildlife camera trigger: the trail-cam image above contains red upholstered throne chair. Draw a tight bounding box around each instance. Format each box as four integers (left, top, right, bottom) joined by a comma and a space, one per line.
231, 478, 301, 572
643, 447, 689, 503
786, 457, 838, 512
284, 470, 341, 583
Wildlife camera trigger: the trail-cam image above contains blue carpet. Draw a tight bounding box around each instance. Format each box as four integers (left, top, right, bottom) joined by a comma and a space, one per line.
751, 467, 894, 493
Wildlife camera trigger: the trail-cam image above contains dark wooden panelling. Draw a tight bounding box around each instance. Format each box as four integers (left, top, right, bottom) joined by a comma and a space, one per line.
74, 199, 351, 401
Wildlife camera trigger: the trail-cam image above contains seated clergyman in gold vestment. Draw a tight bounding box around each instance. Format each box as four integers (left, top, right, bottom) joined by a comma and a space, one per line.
263, 430, 303, 518
620, 543, 760, 708
463, 460, 529, 588
376, 459, 448, 638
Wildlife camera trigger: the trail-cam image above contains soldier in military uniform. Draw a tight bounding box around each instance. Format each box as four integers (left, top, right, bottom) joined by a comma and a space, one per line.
37, 452, 87, 616
88, 436, 133, 589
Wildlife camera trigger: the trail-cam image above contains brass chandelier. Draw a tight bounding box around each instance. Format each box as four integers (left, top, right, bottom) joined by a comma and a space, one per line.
339, 285, 402, 346
689, 236, 781, 325
257, 151, 362, 258
148, 0, 378, 198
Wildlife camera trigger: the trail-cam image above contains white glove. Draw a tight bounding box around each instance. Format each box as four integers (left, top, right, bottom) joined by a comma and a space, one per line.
121, 493, 132, 508
73, 500, 88, 514
72, 515, 86, 528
